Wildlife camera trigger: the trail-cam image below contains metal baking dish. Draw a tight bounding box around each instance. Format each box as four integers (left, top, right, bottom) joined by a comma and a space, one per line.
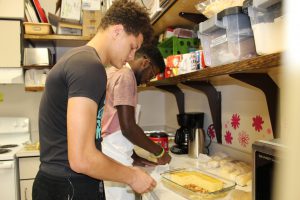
161, 168, 236, 200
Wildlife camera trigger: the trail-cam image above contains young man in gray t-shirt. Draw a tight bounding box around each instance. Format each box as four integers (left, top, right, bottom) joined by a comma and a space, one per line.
33, 0, 155, 199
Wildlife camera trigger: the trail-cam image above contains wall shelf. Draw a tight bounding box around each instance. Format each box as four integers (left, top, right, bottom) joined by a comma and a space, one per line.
25, 86, 44, 92
24, 34, 92, 41
152, 0, 204, 35
22, 65, 53, 70
145, 53, 281, 87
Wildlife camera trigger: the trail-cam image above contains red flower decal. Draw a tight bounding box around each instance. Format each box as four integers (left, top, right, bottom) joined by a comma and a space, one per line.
252, 115, 264, 132
224, 121, 229, 129
238, 131, 250, 148
207, 124, 216, 140
224, 131, 233, 144
231, 114, 240, 130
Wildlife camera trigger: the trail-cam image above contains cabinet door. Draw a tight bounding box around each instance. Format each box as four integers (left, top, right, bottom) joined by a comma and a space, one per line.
0, 20, 21, 67
0, 0, 24, 19
20, 179, 34, 200
19, 157, 40, 179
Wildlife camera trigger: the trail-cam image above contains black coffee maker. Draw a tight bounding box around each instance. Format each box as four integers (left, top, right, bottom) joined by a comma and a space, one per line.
171, 112, 204, 154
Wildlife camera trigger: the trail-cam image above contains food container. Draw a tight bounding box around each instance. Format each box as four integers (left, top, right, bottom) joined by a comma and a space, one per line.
165, 55, 182, 78
24, 22, 52, 35
245, 0, 284, 55
199, 6, 257, 66
149, 132, 169, 152
178, 50, 206, 75
161, 168, 236, 200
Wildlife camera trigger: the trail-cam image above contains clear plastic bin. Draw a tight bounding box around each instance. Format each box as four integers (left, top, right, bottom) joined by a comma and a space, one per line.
195, 0, 245, 18
199, 6, 256, 66
246, 0, 284, 55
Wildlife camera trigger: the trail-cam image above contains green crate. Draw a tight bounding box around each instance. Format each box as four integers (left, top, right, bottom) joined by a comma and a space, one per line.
158, 36, 199, 58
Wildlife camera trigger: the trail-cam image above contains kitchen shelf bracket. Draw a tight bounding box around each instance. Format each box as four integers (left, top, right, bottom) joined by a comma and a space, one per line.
230, 73, 279, 138
155, 85, 185, 114
183, 81, 222, 144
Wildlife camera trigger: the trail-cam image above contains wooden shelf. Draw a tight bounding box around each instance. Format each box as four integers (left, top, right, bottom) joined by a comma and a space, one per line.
25, 86, 44, 92
152, 0, 204, 35
24, 34, 92, 41
145, 53, 281, 87
22, 65, 53, 69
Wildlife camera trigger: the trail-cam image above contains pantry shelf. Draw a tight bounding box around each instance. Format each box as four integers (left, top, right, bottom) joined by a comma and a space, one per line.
22, 65, 53, 69
24, 34, 92, 41
152, 0, 204, 35
25, 86, 45, 92
146, 53, 281, 87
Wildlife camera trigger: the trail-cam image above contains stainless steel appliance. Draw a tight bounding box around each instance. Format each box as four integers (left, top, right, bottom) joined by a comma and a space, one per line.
252, 139, 286, 200
188, 129, 205, 158
24, 48, 52, 66
0, 117, 31, 200
171, 112, 204, 155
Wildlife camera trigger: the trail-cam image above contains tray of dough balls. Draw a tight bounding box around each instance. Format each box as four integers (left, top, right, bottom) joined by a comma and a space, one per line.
199, 153, 252, 189
160, 168, 236, 200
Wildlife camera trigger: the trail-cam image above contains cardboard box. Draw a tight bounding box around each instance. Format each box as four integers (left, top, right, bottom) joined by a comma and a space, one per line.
178, 50, 206, 75
82, 10, 103, 37
82, 0, 101, 10
165, 55, 182, 78
24, 22, 52, 35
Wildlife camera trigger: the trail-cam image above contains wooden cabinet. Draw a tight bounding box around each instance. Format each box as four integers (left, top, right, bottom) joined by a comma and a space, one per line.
18, 156, 40, 200
0, 20, 22, 68
0, 0, 24, 19
20, 180, 34, 200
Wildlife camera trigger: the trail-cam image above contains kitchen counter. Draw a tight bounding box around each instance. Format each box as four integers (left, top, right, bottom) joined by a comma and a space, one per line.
136, 149, 252, 200
16, 145, 40, 158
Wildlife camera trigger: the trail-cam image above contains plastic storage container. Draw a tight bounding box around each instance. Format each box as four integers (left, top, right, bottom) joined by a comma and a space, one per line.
246, 0, 284, 55
195, 0, 245, 18
199, 7, 256, 66
158, 36, 199, 58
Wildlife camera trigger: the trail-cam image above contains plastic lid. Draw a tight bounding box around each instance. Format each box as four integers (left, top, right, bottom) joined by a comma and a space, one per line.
253, 0, 281, 9
217, 6, 243, 20
149, 132, 168, 138
242, 0, 253, 14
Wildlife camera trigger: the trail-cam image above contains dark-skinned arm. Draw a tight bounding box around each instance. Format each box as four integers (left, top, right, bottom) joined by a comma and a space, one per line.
116, 105, 171, 165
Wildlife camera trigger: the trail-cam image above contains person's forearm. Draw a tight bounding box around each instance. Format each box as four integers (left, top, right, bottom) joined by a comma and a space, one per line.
122, 124, 162, 155
70, 143, 134, 184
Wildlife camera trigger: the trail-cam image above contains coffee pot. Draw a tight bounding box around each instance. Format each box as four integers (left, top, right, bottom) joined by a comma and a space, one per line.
171, 113, 194, 154
171, 112, 205, 156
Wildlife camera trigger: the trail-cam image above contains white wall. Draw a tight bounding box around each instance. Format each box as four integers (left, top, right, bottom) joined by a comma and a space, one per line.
138, 71, 280, 158
0, 85, 43, 142
138, 89, 166, 126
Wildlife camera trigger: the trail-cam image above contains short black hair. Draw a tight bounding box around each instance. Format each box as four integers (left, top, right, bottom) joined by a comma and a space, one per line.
99, 0, 153, 43
136, 45, 166, 73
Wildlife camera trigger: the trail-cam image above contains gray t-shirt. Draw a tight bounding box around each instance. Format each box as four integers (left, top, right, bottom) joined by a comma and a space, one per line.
39, 45, 106, 178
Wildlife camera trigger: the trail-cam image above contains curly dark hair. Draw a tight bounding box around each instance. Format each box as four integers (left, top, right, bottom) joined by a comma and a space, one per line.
99, 0, 154, 43
136, 44, 166, 73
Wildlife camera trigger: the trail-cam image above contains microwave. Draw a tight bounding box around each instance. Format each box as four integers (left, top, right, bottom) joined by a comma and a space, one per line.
252, 139, 287, 200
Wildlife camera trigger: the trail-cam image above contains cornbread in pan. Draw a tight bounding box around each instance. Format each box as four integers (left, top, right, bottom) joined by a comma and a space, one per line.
170, 171, 224, 193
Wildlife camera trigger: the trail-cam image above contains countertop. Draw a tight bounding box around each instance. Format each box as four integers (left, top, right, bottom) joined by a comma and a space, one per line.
136, 149, 252, 200
16, 145, 40, 157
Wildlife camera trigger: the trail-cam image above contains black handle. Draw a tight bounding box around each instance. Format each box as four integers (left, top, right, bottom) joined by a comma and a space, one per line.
178, 12, 208, 24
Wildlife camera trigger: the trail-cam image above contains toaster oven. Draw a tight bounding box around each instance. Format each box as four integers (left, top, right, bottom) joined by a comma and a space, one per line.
252, 139, 287, 200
